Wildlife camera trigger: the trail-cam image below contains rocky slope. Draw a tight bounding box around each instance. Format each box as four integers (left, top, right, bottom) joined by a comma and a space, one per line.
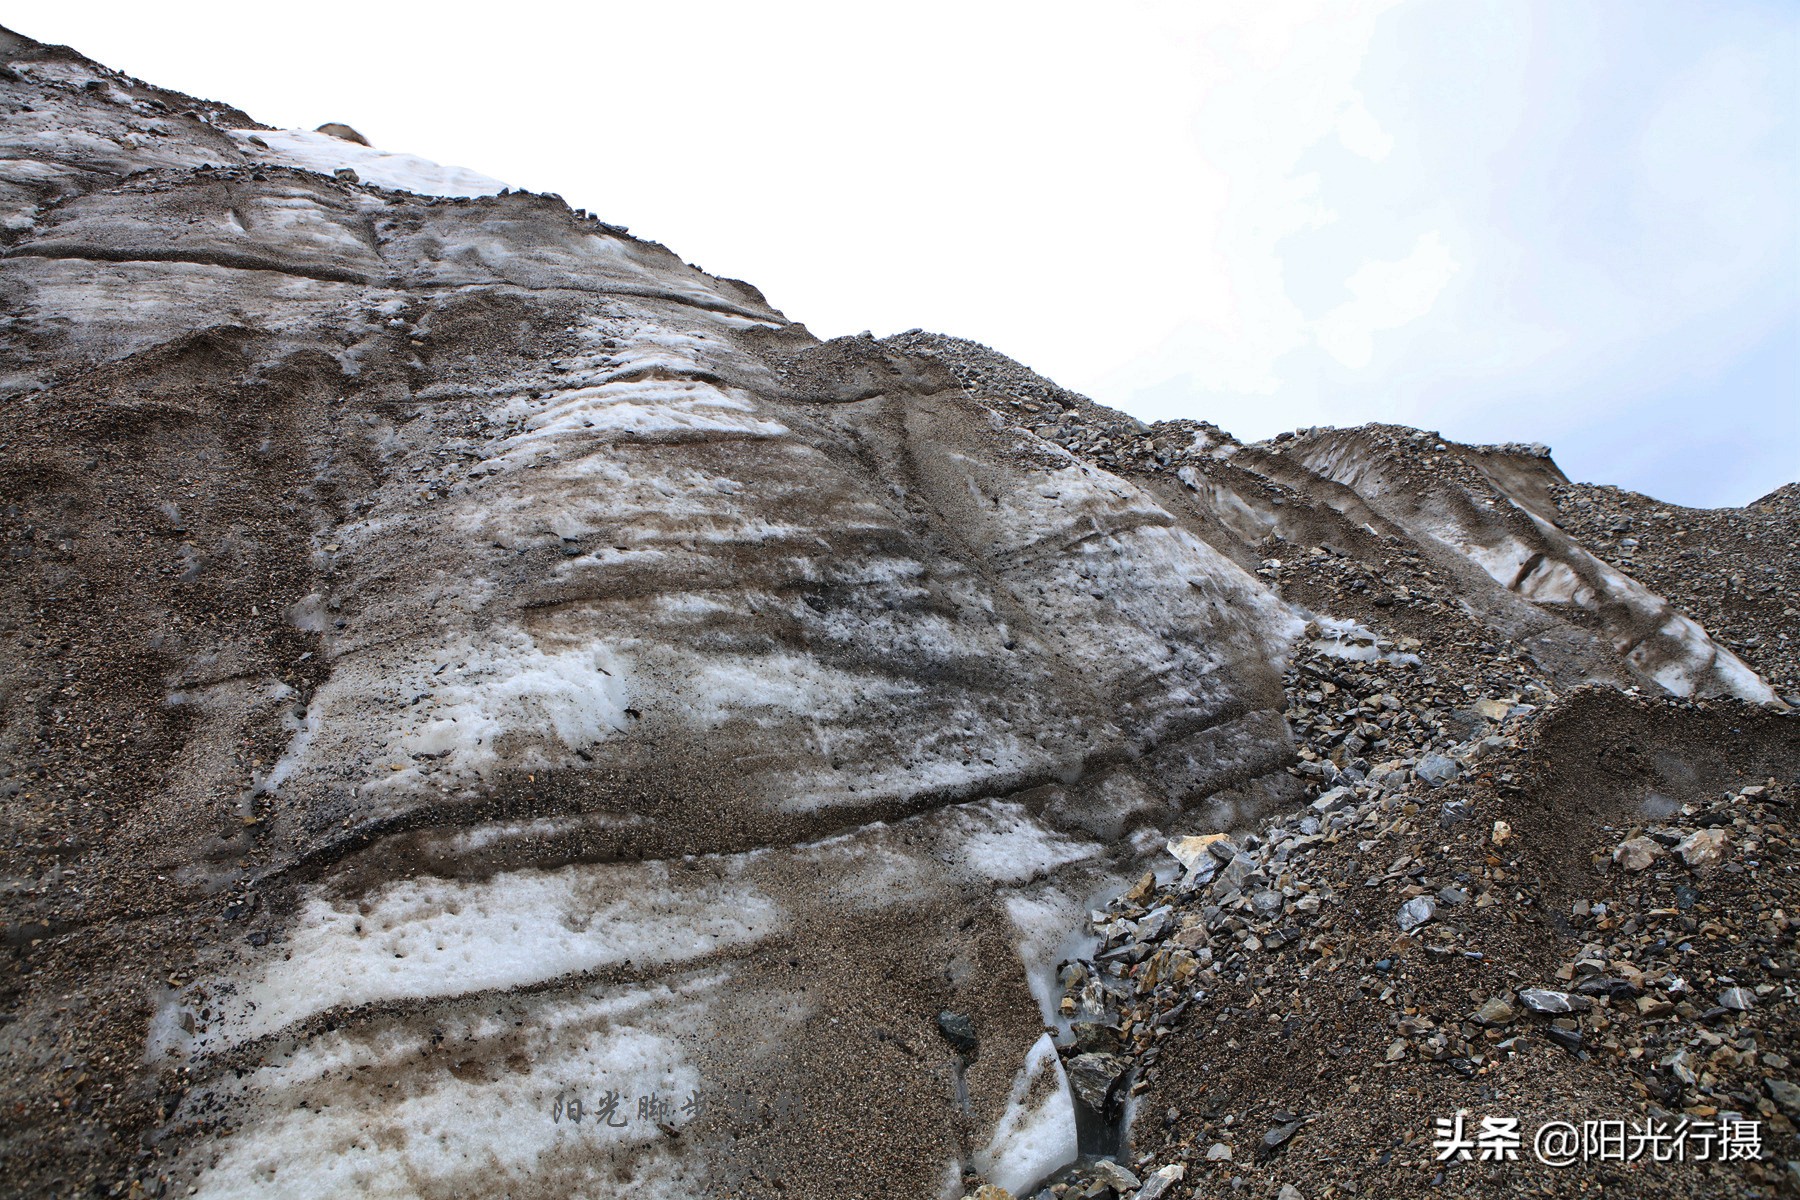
0, 26, 1792, 1200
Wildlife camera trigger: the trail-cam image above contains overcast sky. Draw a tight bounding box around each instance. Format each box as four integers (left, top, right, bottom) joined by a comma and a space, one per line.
27, 1, 1798, 506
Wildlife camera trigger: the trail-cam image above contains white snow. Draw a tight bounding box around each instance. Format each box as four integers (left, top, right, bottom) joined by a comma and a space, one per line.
190, 861, 780, 1047
1005, 888, 1104, 1029
186, 980, 712, 1200
228, 128, 507, 197
973, 1033, 1079, 1194
261, 630, 635, 800
945, 802, 1100, 884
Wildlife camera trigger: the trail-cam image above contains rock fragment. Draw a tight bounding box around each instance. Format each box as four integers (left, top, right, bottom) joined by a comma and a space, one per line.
1065, 1052, 1129, 1110
1397, 895, 1436, 932
1613, 836, 1664, 872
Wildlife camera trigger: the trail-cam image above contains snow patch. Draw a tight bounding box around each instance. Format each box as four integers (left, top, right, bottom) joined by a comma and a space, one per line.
186, 981, 710, 1200
973, 1033, 1079, 1194
228, 128, 507, 197
191, 862, 779, 1046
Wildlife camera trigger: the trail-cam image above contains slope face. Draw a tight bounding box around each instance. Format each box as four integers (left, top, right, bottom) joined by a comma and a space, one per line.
0, 27, 1787, 1200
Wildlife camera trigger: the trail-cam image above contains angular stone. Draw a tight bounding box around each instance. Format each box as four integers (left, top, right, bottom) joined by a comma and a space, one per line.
1397, 895, 1436, 932
1310, 786, 1354, 814
1088, 1160, 1139, 1191
1133, 906, 1174, 941
1416, 753, 1460, 787
937, 1011, 979, 1055
1544, 1025, 1583, 1053
1165, 834, 1230, 875
1719, 987, 1755, 1011
1137, 1164, 1186, 1200
1070, 1021, 1123, 1054
1217, 854, 1258, 893
1613, 836, 1664, 872
1518, 988, 1589, 1015
1065, 1052, 1129, 1110
1473, 997, 1515, 1026
1676, 828, 1728, 867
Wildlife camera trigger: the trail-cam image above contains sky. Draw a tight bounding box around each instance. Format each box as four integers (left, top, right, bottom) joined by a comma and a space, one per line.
22, 1, 1798, 506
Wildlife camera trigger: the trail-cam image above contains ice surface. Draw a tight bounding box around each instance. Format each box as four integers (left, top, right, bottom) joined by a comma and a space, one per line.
228, 128, 507, 197
260, 629, 634, 800
946, 802, 1101, 884
973, 1033, 1079, 1194
187, 980, 713, 1199
192, 862, 779, 1046
1006, 888, 1105, 1029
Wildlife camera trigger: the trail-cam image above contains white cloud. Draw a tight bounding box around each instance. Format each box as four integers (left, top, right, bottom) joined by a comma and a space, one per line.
1315, 231, 1459, 368
1335, 95, 1395, 161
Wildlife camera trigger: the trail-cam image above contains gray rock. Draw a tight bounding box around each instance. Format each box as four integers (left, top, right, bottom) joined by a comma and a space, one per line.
1518, 988, 1588, 1015
1767, 1079, 1800, 1116
1251, 889, 1285, 918
1133, 905, 1174, 941
1263, 1119, 1303, 1151
1436, 886, 1468, 906
1065, 1052, 1129, 1110
1206, 837, 1243, 864
1310, 785, 1354, 814
1473, 997, 1516, 1026
1544, 1025, 1583, 1053
936, 1011, 978, 1054
1088, 1159, 1140, 1191
1416, 754, 1460, 787
1070, 1020, 1123, 1054
1397, 895, 1436, 932
1136, 1164, 1187, 1200
1217, 854, 1258, 893
1719, 987, 1756, 1011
